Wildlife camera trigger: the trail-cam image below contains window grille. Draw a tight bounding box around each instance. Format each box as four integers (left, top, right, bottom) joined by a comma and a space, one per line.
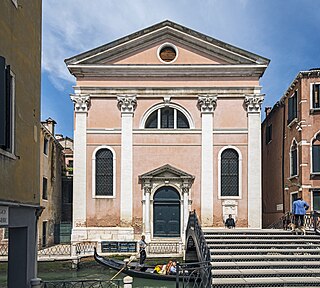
145, 107, 190, 129
221, 149, 239, 197
96, 149, 113, 196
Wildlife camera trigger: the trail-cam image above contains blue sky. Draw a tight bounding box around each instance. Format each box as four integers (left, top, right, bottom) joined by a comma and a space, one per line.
41, 0, 320, 137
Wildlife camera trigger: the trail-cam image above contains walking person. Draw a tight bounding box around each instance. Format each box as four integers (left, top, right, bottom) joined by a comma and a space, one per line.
138, 235, 147, 265
292, 196, 309, 227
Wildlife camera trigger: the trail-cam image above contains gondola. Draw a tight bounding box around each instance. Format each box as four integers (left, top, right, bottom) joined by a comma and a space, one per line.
93, 247, 192, 281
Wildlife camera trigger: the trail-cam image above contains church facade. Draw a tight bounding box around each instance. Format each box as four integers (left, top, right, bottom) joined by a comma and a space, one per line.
65, 21, 269, 244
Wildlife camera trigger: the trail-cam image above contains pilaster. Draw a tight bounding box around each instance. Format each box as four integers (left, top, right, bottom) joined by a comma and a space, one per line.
245, 94, 264, 228
197, 95, 217, 226
118, 95, 137, 225
70, 94, 90, 241
143, 183, 151, 242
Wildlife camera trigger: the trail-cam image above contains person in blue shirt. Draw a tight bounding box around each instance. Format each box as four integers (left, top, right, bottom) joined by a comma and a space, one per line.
292, 197, 309, 227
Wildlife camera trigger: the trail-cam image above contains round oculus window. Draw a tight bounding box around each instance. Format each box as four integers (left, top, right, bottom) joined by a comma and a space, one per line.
159, 45, 177, 63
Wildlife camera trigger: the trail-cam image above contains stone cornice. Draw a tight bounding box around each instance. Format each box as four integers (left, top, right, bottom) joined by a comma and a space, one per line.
244, 94, 264, 113
67, 64, 267, 79
70, 94, 90, 112
197, 95, 217, 113
75, 86, 261, 97
117, 95, 137, 113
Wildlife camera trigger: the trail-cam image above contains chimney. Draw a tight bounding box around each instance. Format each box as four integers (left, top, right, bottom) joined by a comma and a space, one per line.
265, 107, 272, 118
44, 117, 57, 135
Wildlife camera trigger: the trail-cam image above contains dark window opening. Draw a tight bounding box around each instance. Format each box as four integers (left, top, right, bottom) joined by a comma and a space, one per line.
288, 91, 298, 124
161, 107, 174, 128
313, 191, 320, 211
266, 124, 272, 144
312, 135, 320, 173
312, 84, 320, 109
290, 141, 298, 176
0, 56, 13, 152
96, 148, 113, 196
221, 149, 239, 197
42, 177, 48, 200
43, 138, 48, 155
145, 107, 190, 129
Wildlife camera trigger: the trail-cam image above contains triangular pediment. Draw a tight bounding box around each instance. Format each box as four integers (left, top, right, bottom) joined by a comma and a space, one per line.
139, 164, 194, 181
65, 20, 269, 67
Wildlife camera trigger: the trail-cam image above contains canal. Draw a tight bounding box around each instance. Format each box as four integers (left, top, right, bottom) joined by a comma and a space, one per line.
0, 258, 175, 288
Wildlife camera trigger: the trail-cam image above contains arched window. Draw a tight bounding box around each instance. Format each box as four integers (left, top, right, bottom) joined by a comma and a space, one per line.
93, 147, 115, 197
290, 140, 298, 177
221, 149, 239, 197
312, 133, 320, 173
145, 107, 190, 129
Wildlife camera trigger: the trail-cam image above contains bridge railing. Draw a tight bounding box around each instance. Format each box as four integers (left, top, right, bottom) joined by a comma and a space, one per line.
267, 211, 320, 233
185, 210, 212, 287
186, 210, 211, 262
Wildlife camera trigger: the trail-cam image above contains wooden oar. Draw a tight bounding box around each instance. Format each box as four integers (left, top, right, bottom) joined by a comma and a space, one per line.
110, 246, 147, 281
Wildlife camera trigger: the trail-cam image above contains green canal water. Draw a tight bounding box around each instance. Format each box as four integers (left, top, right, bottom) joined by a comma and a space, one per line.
0, 258, 175, 288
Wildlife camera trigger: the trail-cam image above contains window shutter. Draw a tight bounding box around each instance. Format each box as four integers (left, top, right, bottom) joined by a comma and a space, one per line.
293, 91, 297, 118
5, 65, 11, 149
288, 97, 293, 123
312, 145, 320, 173
0, 56, 6, 147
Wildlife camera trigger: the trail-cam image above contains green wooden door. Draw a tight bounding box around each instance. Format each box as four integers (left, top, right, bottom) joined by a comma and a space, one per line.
153, 186, 180, 237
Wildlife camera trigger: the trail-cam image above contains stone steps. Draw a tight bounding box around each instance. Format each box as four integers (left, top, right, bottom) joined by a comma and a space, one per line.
205, 229, 320, 287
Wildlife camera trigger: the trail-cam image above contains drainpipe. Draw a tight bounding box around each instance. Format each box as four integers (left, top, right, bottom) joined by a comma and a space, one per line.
282, 102, 286, 213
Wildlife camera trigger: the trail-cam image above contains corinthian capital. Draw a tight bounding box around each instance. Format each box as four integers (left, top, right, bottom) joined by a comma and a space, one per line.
197, 95, 217, 113
117, 95, 137, 113
244, 94, 264, 112
70, 94, 90, 112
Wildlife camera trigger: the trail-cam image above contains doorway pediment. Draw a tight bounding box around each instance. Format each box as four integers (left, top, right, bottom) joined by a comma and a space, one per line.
139, 164, 194, 182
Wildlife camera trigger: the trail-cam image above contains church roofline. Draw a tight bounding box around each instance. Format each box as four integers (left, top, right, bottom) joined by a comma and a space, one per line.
65, 20, 270, 67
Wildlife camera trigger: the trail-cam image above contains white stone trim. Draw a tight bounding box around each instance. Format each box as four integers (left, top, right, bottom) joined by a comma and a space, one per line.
310, 130, 320, 174
218, 146, 242, 200
157, 42, 179, 64
91, 146, 116, 199
247, 109, 262, 228
72, 111, 87, 229
200, 113, 214, 226
140, 102, 195, 129
87, 128, 248, 134
72, 227, 134, 242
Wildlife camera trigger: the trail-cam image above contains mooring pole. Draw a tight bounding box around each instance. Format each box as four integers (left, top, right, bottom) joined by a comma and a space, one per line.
176, 262, 180, 288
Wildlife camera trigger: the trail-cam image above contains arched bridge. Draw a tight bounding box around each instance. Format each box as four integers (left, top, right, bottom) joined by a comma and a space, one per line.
185, 210, 211, 263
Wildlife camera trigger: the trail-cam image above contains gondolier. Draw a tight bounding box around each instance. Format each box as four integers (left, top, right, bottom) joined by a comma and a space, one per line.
138, 235, 147, 265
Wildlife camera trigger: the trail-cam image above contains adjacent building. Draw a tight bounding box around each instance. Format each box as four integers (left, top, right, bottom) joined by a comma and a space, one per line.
65, 20, 269, 248
39, 118, 63, 247
262, 69, 320, 227
0, 0, 42, 287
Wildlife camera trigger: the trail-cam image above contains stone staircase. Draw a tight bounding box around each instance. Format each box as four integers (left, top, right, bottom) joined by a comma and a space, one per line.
204, 229, 320, 287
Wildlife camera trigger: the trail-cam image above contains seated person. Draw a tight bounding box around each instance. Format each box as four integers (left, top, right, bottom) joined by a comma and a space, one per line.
225, 214, 235, 229
169, 261, 177, 275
